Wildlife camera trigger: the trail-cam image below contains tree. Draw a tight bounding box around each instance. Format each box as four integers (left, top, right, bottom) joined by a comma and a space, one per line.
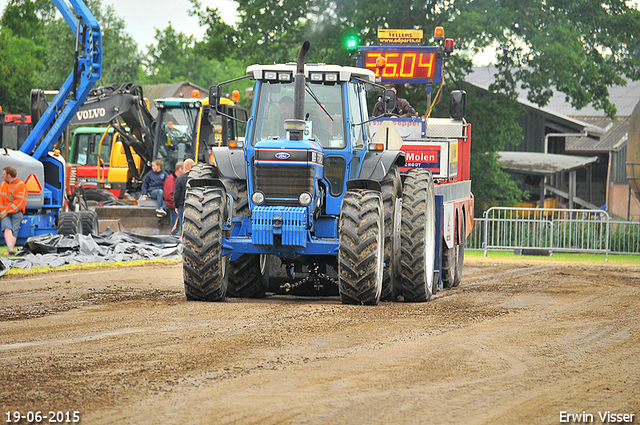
141, 24, 242, 88
140, 15, 253, 104
37, 0, 141, 89
0, 28, 42, 113
234, 0, 312, 63
462, 85, 524, 212
0, 0, 49, 43
450, 0, 640, 118
142, 25, 199, 83
188, 0, 239, 62
0, 0, 52, 113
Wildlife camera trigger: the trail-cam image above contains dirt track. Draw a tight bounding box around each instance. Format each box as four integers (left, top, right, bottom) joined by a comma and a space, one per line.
1, 259, 638, 425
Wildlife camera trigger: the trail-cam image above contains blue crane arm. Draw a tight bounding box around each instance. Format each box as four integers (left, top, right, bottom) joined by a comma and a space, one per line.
19, 0, 102, 160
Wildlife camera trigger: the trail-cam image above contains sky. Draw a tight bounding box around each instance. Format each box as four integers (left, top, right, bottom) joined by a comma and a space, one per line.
0, 0, 240, 50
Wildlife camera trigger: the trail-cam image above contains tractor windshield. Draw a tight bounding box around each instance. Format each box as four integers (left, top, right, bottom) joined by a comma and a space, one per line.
252, 81, 345, 148
156, 104, 199, 171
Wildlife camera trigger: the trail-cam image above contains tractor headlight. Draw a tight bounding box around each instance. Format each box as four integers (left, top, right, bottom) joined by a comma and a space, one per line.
252, 191, 265, 205
299, 192, 312, 206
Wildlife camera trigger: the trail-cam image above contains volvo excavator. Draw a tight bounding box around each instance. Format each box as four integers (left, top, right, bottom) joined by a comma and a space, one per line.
63, 84, 248, 202
64, 82, 157, 202
59, 83, 248, 234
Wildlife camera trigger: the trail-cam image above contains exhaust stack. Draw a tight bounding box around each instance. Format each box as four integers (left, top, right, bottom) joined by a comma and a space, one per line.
286, 41, 310, 141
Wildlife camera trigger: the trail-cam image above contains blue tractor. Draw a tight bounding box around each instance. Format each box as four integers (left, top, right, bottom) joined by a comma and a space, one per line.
182, 42, 439, 305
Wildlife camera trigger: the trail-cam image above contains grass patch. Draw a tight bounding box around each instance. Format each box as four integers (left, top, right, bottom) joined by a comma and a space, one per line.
3, 258, 181, 277
466, 249, 639, 266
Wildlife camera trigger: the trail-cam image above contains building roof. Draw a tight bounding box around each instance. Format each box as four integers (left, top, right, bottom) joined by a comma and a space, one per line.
465, 67, 639, 154
466, 67, 640, 117
464, 67, 605, 136
142, 82, 207, 115
498, 151, 599, 175
566, 116, 629, 152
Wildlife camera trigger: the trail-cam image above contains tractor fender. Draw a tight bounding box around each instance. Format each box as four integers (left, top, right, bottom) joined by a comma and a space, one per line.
211, 146, 247, 180
186, 163, 226, 189
358, 150, 405, 182
346, 179, 382, 192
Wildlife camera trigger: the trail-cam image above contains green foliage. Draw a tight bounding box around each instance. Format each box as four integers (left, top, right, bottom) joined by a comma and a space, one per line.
0, 0, 47, 43
0, 28, 42, 113
609, 220, 640, 253
95, 3, 142, 84
142, 25, 199, 83
463, 85, 524, 213
36, 0, 141, 88
234, 0, 309, 63
140, 24, 251, 95
452, 0, 640, 118
188, 0, 239, 62
0, 0, 49, 113
0, 0, 140, 108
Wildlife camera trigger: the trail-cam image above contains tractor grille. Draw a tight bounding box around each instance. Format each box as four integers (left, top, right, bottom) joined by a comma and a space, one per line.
254, 164, 313, 206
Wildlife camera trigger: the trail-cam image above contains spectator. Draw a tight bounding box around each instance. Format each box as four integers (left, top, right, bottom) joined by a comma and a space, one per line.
0, 166, 27, 255
164, 161, 184, 235
173, 158, 194, 233
140, 159, 169, 218
372, 84, 417, 118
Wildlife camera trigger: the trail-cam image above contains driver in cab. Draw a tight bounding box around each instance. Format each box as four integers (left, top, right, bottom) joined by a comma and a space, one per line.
372, 84, 417, 118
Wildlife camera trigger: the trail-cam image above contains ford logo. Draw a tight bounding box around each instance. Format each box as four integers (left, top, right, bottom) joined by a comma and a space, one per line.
275, 152, 290, 160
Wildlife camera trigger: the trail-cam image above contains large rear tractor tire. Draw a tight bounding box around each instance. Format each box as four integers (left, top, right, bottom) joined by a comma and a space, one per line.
228, 254, 270, 298
443, 216, 465, 288
187, 163, 217, 185
338, 190, 384, 306
57, 212, 84, 236
380, 165, 402, 301
224, 179, 270, 298
400, 169, 437, 302
79, 210, 99, 235
182, 186, 229, 301
225, 178, 249, 217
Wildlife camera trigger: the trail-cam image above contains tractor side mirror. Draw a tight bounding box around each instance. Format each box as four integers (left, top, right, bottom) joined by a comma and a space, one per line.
450, 90, 466, 120
208, 85, 222, 123
383, 89, 396, 114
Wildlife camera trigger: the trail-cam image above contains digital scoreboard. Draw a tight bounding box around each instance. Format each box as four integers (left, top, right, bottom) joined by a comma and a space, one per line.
357, 46, 443, 85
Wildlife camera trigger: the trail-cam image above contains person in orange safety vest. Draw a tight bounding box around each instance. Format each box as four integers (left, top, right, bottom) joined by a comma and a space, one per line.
0, 166, 27, 255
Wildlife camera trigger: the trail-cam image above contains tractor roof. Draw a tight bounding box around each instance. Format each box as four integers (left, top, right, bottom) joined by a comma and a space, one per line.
246, 63, 376, 83
154, 98, 203, 108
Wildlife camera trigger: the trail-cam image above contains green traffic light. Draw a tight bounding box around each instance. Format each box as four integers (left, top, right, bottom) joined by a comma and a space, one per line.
346, 38, 357, 50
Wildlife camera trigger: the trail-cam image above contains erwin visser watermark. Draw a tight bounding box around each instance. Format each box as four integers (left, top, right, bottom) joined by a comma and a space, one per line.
560, 411, 635, 423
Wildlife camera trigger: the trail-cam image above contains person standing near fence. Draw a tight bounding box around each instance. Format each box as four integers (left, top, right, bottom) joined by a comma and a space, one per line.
173, 158, 194, 234
0, 166, 27, 255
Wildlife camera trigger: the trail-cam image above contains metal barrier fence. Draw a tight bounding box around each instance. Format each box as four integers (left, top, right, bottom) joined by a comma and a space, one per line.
465, 207, 640, 259
608, 220, 640, 255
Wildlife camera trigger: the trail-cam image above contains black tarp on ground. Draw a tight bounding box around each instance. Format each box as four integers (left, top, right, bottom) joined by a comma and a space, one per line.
0, 228, 181, 276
